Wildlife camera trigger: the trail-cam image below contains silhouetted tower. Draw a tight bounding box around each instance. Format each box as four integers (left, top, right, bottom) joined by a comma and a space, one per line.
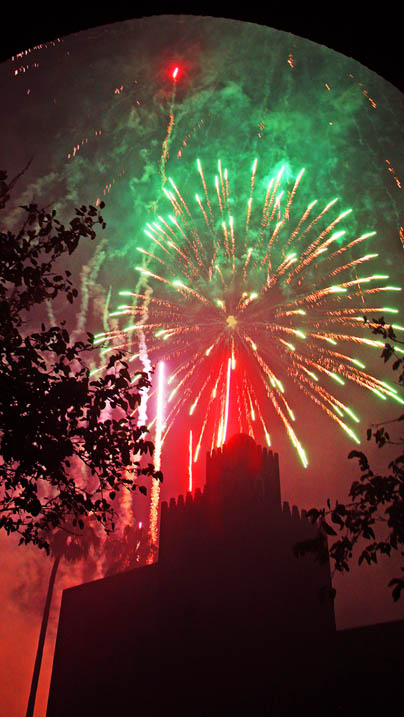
47, 435, 335, 716
158, 433, 334, 634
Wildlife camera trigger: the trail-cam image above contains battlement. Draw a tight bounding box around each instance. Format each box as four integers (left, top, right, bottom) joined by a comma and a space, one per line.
161, 487, 202, 517
159, 434, 314, 566
282, 501, 310, 522
205, 433, 281, 505
160, 492, 309, 524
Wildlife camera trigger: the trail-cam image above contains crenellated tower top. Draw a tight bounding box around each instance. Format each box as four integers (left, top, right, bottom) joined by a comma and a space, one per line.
205, 433, 281, 506
158, 434, 315, 568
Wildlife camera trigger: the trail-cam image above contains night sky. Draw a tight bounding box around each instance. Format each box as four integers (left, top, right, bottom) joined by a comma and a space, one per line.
1, 7, 404, 716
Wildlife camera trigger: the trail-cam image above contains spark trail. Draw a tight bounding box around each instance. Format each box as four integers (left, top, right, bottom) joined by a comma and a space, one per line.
146, 360, 165, 563
159, 67, 179, 188
96, 160, 403, 475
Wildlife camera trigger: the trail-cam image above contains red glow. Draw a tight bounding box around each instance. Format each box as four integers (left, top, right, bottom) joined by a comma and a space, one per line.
172, 66, 179, 80
188, 430, 193, 492
223, 358, 232, 445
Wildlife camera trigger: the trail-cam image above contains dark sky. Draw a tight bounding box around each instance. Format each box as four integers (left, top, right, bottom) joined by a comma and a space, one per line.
2, 4, 404, 94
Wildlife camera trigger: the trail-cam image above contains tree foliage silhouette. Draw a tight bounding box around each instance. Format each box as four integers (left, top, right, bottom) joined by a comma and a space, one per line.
0, 168, 162, 551
103, 522, 146, 576
295, 317, 404, 601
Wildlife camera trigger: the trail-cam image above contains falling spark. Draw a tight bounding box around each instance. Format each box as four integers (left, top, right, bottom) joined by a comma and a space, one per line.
147, 361, 165, 563
188, 429, 193, 492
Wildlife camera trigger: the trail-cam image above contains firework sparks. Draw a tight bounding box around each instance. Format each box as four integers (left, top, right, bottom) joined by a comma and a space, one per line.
188, 429, 193, 492
146, 360, 165, 563
98, 161, 402, 475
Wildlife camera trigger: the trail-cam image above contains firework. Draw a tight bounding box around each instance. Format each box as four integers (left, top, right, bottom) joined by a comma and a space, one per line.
95, 160, 403, 471
146, 360, 165, 562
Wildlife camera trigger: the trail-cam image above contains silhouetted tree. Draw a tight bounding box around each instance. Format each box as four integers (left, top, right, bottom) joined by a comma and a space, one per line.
295, 316, 404, 601
26, 520, 100, 717
0, 168, 162, 551
103, 522, 146, 576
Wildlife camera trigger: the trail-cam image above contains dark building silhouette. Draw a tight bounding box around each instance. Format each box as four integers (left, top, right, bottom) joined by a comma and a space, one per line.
47, 435, 404, 716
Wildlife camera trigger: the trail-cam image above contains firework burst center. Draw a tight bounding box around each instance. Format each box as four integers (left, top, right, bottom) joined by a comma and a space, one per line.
226, 314, 238, 330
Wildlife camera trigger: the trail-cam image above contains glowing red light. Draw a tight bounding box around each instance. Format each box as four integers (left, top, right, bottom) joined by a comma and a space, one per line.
172, 67, 179, 80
